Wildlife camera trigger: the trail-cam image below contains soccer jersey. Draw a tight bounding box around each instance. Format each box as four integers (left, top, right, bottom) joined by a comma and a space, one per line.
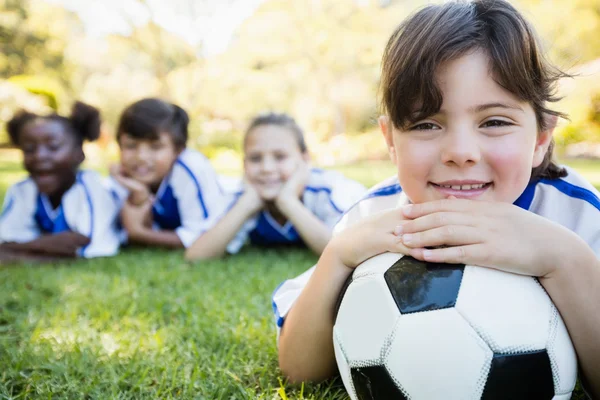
271, 166, 600, 331
223, 168, 367, 254
0, 170, 122, 258
109, 148, 228, 248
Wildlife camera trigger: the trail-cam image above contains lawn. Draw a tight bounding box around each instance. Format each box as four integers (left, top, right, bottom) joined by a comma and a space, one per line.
1, 153, 598, 399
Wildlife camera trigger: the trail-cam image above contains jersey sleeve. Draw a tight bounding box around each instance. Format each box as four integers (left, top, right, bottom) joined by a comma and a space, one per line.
308, 171, 367, 230
172, 160, 230, 248
0, 181, 39, 243
71, 172, 122, 258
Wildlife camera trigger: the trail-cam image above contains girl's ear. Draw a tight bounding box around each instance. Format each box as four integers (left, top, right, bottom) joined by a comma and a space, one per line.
379, 115, 397, 165
532, 114, 557, 168
302, 151, 310, 163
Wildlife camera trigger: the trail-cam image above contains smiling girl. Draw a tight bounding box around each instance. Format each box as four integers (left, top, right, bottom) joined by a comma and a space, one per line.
0, 102, 121, 262
184, 112, 366, 260
272, 1, 600, 396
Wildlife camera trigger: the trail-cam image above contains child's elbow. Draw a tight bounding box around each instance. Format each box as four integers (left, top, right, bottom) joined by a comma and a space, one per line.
184, 246, 221, 261
278, 342, 332, 384
278, 354, 310, 384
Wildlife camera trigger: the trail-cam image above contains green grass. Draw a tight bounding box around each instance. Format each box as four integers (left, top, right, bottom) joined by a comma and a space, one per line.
0, 152, 598, 399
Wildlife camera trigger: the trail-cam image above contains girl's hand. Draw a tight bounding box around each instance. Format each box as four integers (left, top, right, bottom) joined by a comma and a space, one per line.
275, 162, 310, 208
331, 208, 414, 269
239, 180, 264, 214
120, 199, 153, 236
397, 198, 573, 277
109, 164, 150, 205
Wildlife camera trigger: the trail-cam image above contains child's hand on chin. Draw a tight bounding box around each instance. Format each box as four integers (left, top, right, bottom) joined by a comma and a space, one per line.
120, 199, 153, 236
275, 161, 310, 208
109, 164, 150, 203
239, 179, 264, 214
396, 197, 582, 278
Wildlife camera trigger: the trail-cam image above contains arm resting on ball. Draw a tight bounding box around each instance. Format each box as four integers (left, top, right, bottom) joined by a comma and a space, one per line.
278, 242, 352, 382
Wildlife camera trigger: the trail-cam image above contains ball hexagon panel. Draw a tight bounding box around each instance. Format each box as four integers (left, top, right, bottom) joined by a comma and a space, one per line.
455, 266, 552, 353
334, 275, 401, 364
385, 308, 493, 399
353, 252, 403, 280
384, 256, 464, 314
481, 350, 554, 400
546, 306, 578, 395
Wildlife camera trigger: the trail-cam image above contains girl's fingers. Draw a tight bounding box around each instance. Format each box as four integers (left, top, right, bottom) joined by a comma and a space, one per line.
399, 225, 483, 248
402, 198, 476, 218
412, 244, 484, 265
396, 212, 476, 235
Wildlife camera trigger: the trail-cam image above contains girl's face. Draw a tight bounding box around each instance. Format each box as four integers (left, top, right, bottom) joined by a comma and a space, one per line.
244, 125, 307, 200
118, 132, 180, 190
381, 51, 552, 204
19, 119, 83, 199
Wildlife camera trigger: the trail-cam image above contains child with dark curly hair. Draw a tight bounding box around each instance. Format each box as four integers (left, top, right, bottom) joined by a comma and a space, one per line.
0, 102, 122, 262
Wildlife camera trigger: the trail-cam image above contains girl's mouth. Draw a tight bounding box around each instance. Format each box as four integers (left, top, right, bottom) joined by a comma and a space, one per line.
430, 181, 492, 198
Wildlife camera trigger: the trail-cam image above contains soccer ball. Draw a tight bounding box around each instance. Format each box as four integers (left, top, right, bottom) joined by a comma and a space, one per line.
333, 253, 577, 400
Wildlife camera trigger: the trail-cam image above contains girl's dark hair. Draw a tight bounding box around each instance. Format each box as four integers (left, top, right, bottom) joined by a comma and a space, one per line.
245, 112, 307, 153
116, 98, 189, 149
380, 0, 568, 180
7, 101, 101, 145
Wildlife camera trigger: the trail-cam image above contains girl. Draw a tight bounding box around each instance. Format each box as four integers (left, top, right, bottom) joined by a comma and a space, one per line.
184, 112, 366, 260
273, 0, 600, 397
110, 98, 227, 249
0, 102, 122, 261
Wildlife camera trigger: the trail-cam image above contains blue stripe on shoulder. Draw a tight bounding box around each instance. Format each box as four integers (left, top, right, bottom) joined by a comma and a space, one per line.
513, 181, 537, 210
305, 186, 344, 214
0, 196, 14, 219
272, 280, 287, 328
364, 183, 402, 199
176, 159, 209, 219
541, 178, 600, 211
77, 173, 94, 256
515, 178, 600, 211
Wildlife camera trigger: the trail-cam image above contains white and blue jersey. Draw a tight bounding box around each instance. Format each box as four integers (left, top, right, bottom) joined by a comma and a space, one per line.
224, 168, 367, 254
109, 148, 228, 248
0, 170, 122, 258
271, 166, 600, 333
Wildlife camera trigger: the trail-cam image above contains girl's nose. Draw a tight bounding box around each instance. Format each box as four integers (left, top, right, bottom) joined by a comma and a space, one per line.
440, 129, 481, 167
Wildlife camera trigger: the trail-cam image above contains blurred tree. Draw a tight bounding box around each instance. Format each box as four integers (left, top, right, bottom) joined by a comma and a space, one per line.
0, 0, 81, 98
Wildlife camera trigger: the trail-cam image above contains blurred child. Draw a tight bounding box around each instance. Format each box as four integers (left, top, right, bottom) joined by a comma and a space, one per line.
0, 102, 121, 261
110, 98, 226, 249
184, 112, 366, 260
273, 0, 600, 396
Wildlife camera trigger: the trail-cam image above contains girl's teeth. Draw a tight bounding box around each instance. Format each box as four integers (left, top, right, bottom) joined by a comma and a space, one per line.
440, 183, 486, 190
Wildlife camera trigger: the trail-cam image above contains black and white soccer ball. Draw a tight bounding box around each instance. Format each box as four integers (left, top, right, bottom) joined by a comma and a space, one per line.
333, 253, 577, 400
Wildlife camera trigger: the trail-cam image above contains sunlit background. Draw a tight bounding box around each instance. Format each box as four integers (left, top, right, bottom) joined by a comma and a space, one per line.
2, 0, 600, 172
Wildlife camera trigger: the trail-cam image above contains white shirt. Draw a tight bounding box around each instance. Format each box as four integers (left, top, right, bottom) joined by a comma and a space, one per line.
109, 148, 228, 248
223, 168, 367, 254
0, 170, 122, 258
271, 166, 600, 331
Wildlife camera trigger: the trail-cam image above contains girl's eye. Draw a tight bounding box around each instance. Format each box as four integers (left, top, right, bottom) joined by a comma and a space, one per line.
274, 154, 288, 161
48, 143, 62, 151
409, 122, 440, 131
151, 142, 164, 150
481, 119, 513, 128
22, 144, 35, 154
122, 142, 137, 150
248, 155, 261, 163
